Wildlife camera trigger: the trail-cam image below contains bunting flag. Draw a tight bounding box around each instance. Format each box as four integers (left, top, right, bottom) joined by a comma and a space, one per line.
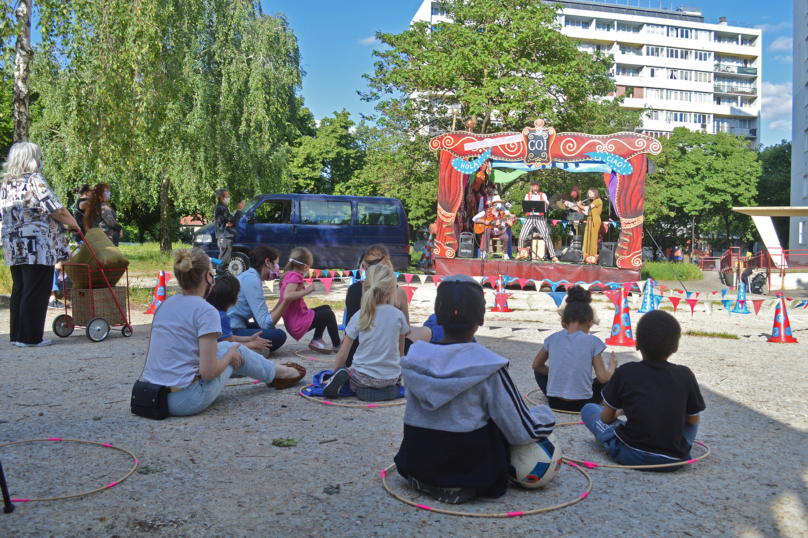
705, 300, 714, 318
685, 298, 699, 317
547, 292, 566, 308
266, 280, 275, 293
550, 281, 560, 292
418, 274, 428, 285
319, 277, 333, 295
721, 300, 733, 316
668, 297, 681, 313
303, 278, 313, 286
323, 270, 329, 277
653, 296, 663, 309
686, 291, 693, 299
400, 285, 417, 305
394, 272, 401, 281
676, 289, 684, 295
603, 290, 621, 308
526, 294, 535, 310
551, 220, 559, 226
635, 281, 646, 293
518, 278, 530, 290
621, 282, 634, 294
712, 291, 720, 296
351, 270, 359, 278
632, 293, 640, 306
769, 299, 778, 313
315, 269, 321, 279
752, 299, 765, 316
794, 300, 807, 309
494, 293, 512, 308
404, 273, 414, 285
308, 269, 314, 278
720, 289, 728, 299
433, 276, 444, 286
659, 284, 667, 295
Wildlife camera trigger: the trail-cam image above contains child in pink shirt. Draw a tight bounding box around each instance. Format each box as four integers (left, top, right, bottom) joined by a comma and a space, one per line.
280, 247, 341, 354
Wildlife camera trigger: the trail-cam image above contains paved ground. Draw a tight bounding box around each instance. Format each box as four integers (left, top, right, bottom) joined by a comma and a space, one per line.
1, 278, 807, 537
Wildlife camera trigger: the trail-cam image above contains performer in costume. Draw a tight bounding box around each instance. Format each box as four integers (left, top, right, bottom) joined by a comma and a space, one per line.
518, 180, 558, 262
579, 188, 603, 258
474, 182, 497, 256
472, 195, 514, 259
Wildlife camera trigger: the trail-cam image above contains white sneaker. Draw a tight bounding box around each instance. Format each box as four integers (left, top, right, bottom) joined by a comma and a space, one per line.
15, 339, 52, 348
480, 251, 488, 259
503, 254, 510, 260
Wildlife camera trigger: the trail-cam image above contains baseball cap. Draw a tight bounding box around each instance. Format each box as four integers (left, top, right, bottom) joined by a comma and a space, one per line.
435, 275, 486, 330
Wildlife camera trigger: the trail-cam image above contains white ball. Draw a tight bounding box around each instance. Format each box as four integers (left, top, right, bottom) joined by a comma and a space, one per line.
508, 433, 562, 489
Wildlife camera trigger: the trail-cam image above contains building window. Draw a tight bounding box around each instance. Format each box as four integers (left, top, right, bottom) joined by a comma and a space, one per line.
648, 110, 660, 121
646, 88, 664, 100
667, 27, 692, 39
716, 34, 738, 45
666, 48, 691, 60
693, 114, 708, 124
596, 21, 614, 32
666, 90, 692, 102
694, 71, 712, 83
666, 111, 691, 123
694, 51, 711, 61
619, 45, 643, 56
800, 221, 805, 244
694, 92, 711, 103
617, 66, 640, 76
645, 24, 665, 35
565, 19, 590, 30
646, 46, 664, 57
617, 23, 640, 34
649, 67, 665, 78
695, 29, 712, 41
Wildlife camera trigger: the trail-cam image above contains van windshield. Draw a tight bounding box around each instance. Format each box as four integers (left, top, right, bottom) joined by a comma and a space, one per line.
241, 196, 264, 215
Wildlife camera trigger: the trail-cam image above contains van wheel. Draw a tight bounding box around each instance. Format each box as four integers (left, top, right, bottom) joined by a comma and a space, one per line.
227, 252, 249, 276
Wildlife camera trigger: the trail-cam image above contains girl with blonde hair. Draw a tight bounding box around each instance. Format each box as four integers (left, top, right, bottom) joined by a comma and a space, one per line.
279, 246, 341, 353
324, 264, 409, 401
141, 248, 305, 416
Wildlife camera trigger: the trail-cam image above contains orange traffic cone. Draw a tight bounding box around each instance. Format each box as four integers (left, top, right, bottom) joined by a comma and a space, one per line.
767, 294, 798, 343
144, 270, 170, 315
605, 286, 636, 347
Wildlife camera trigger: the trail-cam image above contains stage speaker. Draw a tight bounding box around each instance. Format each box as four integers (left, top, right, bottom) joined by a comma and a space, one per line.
571, 235, 583, 251
458, 232, 474, 258
599, 242, 617, 267
560, 249, 582, 263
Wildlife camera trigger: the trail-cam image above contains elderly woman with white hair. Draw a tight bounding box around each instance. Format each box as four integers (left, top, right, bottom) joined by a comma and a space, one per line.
0, 142, 79, 347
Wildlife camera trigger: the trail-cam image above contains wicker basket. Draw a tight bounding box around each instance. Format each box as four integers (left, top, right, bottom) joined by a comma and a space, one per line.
69, 287, 128, 327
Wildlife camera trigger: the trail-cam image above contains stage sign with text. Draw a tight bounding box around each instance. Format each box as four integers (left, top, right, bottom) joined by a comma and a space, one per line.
584, 151, 634, 175
522, 119, 556, 167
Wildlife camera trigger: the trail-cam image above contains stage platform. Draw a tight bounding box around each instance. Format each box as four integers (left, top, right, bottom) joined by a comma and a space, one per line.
435, 257, 641, 289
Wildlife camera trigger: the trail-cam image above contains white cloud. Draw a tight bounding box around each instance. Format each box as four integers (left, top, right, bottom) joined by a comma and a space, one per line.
359, 36, 378, 46
761, 81, 793, 132
755, 21, 792, 32
774, 55, 793, 63
768, 36, 793, 52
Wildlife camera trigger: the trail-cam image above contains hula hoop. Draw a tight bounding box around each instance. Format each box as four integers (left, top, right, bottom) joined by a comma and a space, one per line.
225, 379, 263, 387
379, 461, 592, 518
563, 440, 711, 470
298, 388, 406, 408
294, 350, 334, 363
523, 389, 582, 415
0, 438, 139, 503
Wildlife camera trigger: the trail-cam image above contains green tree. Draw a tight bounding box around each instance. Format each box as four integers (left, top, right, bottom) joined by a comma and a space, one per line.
31, 0, 304, 252
289, 109, 365, 194
646, 127, 761, 249
757, 140, 791, 245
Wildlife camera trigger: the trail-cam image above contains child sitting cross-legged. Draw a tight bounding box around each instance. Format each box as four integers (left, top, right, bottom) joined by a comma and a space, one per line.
581, 310, 706, 470
206, 275, 274, 356
323, 264, 409, 402
532, 285, 617, 413
394, 275, 556, 504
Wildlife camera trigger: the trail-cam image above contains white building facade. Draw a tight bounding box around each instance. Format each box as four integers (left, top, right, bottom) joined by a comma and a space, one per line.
791, 0, 808, 250
412, 1, 762, 145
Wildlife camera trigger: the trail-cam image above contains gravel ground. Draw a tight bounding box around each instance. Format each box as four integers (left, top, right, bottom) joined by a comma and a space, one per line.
1, 277, 808, 538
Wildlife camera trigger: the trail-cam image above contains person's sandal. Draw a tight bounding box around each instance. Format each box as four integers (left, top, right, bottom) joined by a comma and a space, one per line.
309, 339, 332, 354
267, 363, 306, 390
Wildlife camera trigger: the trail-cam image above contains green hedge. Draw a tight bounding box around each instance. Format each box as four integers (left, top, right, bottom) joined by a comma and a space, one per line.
641, 261, 703, 282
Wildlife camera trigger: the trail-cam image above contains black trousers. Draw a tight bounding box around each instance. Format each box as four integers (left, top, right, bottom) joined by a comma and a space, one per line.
217, 238, 233, 274
308, 305, 340, 347
10, 264, 55, 345
533, 372, 606, 413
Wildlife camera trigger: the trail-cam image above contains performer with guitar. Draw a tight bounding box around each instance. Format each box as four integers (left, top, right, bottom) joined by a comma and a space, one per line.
518, 180, 558, 262
472, 195, 516, 259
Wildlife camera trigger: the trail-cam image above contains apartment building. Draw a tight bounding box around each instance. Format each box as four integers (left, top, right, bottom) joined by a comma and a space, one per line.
791, 0, 807, 249
411, 0, 762, 146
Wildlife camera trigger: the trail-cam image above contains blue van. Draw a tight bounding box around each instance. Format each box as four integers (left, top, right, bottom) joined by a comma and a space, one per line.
193, 194, 410, 274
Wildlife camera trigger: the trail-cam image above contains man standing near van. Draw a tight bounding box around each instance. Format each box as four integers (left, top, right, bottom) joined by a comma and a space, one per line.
214, 188, 245, 275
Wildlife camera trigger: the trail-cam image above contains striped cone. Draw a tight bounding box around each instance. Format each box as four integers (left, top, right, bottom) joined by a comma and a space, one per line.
638, 278, 656, 313
767, 294, 798, 343
144, 270, 169, 315
491, 275, 512, 313
731, 283, 751, 314
605, 286, 635, 347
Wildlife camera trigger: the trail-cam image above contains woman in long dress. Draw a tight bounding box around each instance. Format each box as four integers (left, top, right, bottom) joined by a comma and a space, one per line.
580, 188, 603, 259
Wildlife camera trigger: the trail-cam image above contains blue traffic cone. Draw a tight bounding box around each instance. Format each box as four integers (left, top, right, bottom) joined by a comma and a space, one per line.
638, 278, 656, 313
731, 283, 751, 314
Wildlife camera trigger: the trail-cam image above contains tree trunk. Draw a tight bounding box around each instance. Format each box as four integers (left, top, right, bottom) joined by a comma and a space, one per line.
13, 0, 33, 143
159, 169, 172, 253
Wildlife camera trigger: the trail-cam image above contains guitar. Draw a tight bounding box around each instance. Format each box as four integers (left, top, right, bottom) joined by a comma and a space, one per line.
474, 215, 517, 235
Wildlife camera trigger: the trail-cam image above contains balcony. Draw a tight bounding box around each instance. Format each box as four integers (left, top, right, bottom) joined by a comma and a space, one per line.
714, 85, 757, 95
715, 127, 757, 137
714, 64, 757, 75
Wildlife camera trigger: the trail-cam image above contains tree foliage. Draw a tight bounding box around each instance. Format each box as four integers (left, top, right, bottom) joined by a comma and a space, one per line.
646, 127, 761, 249
757, 140, 791, 245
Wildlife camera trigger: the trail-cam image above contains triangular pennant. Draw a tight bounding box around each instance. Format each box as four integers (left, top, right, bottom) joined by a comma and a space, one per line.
433, 276, 444, 286
551, 220, 559, 226
319, 277, 333, 295
721, 299, 733, 316
686, 291, 693, 299
494, 293, 512, 308
632, 293, 640, 306
351, 270, 358, 278
794, 300, 807, 309
705, 300, 713, 317
308, 269, 314, 278
712, 291, 719, 296
676, 289, 684, 295
659, 284, 667, 295
266, 279, 274, 293
165, 272, 172, 284
315, 269, 321, 279
418, 275, 428, 285
394, 272, 401, 281
518, 278, 529, 290
404, 273, 414, 285
547, 292, 566, 308
752, 299, 765, 316
400, 285, 417, 305
303, 278, 313, 286
635, 281, 646, 293
550, 281, 559, 292
526, 295, 535, 310
695, 292, 700, 299
343, 270, 351, 278
562, 222, 567, 228
685, 298, 698, 317
653, 296, 663, 309
721, 289, 728, 299
621, 282, 634, 294
768, 299, 778, 313
668, 297, 681, 313
603, 290, 621, 308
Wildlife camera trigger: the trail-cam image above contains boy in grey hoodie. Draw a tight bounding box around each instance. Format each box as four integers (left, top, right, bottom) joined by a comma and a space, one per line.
394, 275, 556, 504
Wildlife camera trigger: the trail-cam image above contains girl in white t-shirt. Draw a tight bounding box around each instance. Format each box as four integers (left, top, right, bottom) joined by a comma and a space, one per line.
324, 264, 409, 402
531, 286, 617, 413
142, 248, 306, 416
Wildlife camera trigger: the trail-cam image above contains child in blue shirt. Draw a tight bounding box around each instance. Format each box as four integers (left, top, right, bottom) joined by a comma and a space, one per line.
207, 276, 272, 354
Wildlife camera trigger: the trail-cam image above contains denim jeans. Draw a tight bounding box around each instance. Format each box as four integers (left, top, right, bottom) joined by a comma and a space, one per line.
580, 403, 700, 472
167, 343, 276, 417
233, 321, 288, 352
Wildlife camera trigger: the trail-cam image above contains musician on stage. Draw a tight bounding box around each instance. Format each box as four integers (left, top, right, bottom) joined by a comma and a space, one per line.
566, 187, 603, 259
472, 195, 514, 260
518, 180, 558, 262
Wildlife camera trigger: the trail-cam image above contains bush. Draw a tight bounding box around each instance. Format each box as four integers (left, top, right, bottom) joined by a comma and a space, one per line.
642, 261, 703, 282
0, 260, 11, 294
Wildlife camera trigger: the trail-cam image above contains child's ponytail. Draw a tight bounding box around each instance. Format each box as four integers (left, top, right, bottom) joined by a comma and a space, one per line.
358, 264, 397, 331
562, 285, 594, 324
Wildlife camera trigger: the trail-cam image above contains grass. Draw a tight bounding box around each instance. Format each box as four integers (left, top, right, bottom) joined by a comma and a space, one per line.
0, 261, 11, 295
684, 330, 739, 340
117, 242, 190, 275
641, 261, 703, 282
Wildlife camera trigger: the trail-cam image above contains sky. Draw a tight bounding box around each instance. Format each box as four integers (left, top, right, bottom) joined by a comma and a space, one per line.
261, 0, 794, 148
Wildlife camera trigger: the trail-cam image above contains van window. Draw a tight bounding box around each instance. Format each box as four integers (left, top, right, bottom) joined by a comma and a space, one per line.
300, 200, 352, 225
358, 202, 400, 226
254, 200, 291, 224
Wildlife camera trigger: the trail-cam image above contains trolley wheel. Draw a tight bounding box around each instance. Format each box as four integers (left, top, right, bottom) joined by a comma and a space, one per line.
52, 314, 74, 337
86, 318, 110, 342
122, 325, 133, 338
